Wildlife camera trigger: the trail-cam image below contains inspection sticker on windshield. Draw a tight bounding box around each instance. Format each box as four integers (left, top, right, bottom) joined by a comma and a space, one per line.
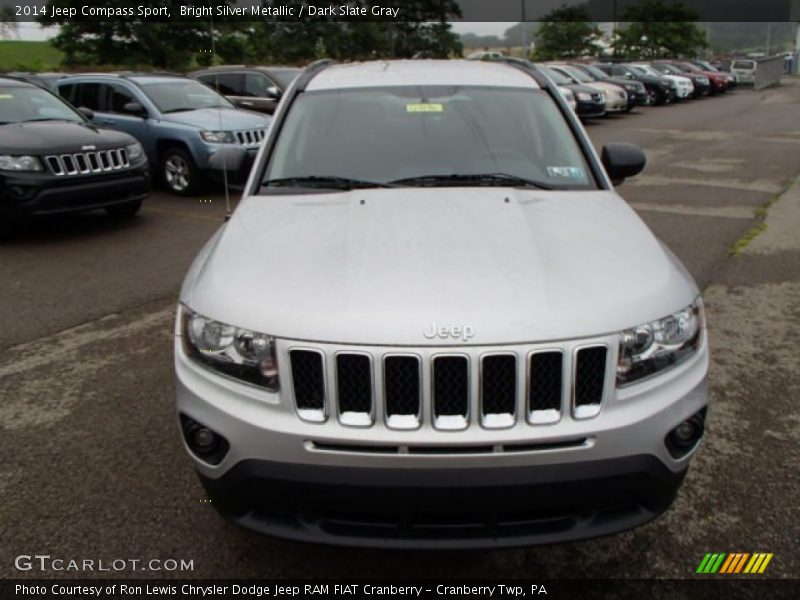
547, 166, 584, 179
406, 102, 443, 113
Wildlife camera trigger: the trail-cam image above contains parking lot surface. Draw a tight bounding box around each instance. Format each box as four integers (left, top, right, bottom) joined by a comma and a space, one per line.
1, 81, 799, 579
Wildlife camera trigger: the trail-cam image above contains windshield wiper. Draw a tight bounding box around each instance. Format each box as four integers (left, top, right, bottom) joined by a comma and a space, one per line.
161, 107, 197, 114
390, 173, 553, 190
262, 175, 396, 190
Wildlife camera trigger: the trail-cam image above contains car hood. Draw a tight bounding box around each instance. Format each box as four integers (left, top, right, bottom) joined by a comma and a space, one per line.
158, 107, 270, 130
184, 188, 698, 346
606, 77, 644, 90
0, 121, 135, 154
586, 81, 624, 95
564, 83, 601, 97
662, 74, 692, 85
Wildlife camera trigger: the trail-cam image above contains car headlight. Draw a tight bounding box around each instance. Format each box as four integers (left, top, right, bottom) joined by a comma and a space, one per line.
200, 130, 235, 144
180, 306, 279, 391
617, 298, 704, 386
576, 92, 592, 101
126, 142, 145, 162
0, 155, 43, 172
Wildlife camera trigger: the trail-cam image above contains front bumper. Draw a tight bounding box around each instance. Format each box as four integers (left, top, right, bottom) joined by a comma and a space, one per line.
0, 163, 150, 216
175, 327, 710, 547
199, 454, 687, 549
575, 99, 606, 118
625, 90, 648, 108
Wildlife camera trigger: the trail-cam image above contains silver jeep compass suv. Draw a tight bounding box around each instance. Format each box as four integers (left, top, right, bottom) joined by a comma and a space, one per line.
175, 60, 709, 548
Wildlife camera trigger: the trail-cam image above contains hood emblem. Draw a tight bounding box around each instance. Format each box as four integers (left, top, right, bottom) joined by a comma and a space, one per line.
81, 145, 96, 151
423, 322, 475, 342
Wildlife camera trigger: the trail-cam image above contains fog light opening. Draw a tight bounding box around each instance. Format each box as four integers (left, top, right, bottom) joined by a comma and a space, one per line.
666, 408, 707, 458
180, 414, 230, 465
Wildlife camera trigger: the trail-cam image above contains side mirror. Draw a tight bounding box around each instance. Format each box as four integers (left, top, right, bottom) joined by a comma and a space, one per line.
207, 146, 252, 184
122, 101, 147, 117
77, 106, 94, 120
602, 143, 646, 186
265, 85, 281, 100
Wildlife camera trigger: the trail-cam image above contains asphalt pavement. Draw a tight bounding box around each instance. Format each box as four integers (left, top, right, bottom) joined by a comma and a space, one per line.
1, 81, 798, 580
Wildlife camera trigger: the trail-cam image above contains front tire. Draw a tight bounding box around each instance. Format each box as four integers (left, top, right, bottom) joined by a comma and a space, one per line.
161, 148, 199, 196
105, 199, 142, 219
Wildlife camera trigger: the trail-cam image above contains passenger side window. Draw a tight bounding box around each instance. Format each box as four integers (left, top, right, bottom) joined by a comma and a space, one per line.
74, 83, 101, 110
244, 74, 271, 97
198, 73, 243, 96
57, 83, 76, 104
105, 83, 137, 113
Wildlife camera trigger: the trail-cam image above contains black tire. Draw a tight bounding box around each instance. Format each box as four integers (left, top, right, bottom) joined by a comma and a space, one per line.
161, 147, 199, 196
105, 199, 143, 219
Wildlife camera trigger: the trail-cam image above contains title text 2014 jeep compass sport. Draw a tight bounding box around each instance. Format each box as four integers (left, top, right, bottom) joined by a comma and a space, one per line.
175, 60, 710, 548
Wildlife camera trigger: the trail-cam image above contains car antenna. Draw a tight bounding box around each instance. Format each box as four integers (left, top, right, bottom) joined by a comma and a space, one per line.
209, 15, 232, 221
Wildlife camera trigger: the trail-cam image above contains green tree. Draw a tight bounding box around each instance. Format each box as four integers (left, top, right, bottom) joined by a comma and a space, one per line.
613, 0, 708, 59
532, 5, 601, 60
1, 6, 20, 40
39, 1, 247, 69
247, 1, 462, 63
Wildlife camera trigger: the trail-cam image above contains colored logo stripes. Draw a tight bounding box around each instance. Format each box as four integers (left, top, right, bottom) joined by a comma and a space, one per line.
697, 553, 773, 574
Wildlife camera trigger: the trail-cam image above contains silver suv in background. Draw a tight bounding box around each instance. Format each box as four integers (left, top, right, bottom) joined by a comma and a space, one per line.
175, 60, 710, 548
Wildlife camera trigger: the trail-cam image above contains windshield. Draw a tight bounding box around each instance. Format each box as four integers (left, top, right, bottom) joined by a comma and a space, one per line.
0, 84, 83, 125
557, 65, 593, 83
540, 66, 572, 86
733, 60, 756, 70
581, 64, 609, 80
270, 69, 301, 89
140, 80, 233, 113
656, 64, 683, 75
629, 65, 656, 77
263, 86, 596, 191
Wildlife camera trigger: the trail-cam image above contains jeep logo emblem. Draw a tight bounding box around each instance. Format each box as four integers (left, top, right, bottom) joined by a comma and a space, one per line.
423, 322, 475, 342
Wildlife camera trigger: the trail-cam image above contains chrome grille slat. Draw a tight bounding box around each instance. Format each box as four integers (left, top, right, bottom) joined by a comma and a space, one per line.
233, 128, 266, 146
528, 351, 563, 424
432, 356, 469, 430
45, 148, 130, 176
384, 355, 421, 429
336, 353, 373, 426
290, 349, 326, 422
480, 354, 517, 428
573, 346, 608, 420
288, 343, 609, 429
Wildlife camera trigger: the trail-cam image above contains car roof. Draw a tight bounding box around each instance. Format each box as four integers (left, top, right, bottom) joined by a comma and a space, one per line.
194, 65, 300, 72
306, 60, 540, 91
0, 76, 37, 88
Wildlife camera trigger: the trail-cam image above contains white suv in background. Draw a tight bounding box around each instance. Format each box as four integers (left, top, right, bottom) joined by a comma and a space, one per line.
175, 59, 710, 548
631, 64, 695, 99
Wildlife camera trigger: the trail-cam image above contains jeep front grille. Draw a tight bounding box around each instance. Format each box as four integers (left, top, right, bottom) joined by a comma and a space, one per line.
288, 342, 610, 430
234, 129, 266, 146
45, 148, 129, 176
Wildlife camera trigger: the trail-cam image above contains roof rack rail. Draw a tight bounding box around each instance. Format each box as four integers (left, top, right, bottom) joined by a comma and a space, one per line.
490, 56, 552, 90
294, 58, 337, 92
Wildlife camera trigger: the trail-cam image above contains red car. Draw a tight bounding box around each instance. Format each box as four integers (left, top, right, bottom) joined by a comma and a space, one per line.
670, 61, 729, 94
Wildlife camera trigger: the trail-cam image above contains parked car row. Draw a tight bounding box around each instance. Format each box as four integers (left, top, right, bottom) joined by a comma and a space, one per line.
0, 57, 741, 235
481, 56, 737, 121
